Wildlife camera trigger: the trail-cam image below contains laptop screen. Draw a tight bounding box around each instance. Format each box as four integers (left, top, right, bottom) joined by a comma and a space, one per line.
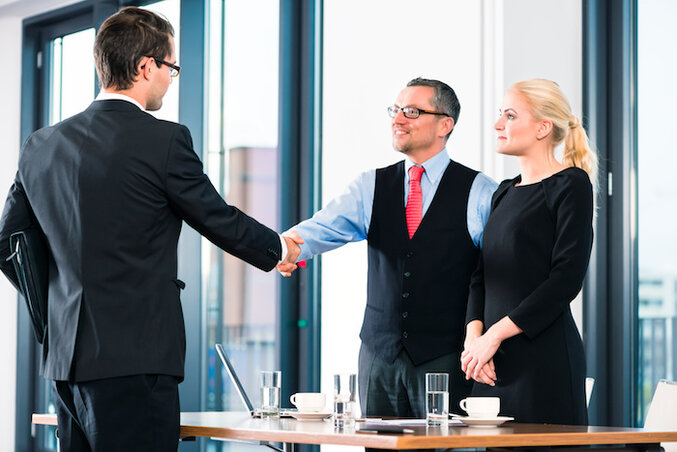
215, 343, 256, 415
215, 344, 295, 417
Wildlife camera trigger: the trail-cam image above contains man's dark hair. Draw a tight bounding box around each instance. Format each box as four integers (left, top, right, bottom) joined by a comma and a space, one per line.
406, 77, 460, 139
94, 7, 174, 90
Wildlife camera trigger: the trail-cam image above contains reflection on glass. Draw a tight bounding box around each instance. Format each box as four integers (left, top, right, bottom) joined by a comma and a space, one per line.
202, 3, 279, 451
142, 0, 180, 122
637, 0, 677, 426
49, 28, 95, 124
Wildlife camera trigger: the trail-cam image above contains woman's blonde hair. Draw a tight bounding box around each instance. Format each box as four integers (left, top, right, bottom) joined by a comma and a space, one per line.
510, 79, 598, 187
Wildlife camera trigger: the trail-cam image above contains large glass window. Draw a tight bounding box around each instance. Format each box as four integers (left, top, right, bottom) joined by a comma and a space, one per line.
49, 28, 96, 124
637, 0, 677, 426
201, 2, 279, 450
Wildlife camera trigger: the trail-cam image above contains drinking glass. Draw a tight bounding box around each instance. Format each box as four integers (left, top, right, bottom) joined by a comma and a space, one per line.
333, 373, 356, 428
426, 372, 449, 426
260, 370, 281, 418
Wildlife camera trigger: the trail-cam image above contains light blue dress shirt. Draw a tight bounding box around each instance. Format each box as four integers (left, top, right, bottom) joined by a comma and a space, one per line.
293, 150, 498, 261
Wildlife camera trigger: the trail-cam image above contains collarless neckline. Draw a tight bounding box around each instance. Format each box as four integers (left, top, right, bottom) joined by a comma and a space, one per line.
513, 166, 579, 188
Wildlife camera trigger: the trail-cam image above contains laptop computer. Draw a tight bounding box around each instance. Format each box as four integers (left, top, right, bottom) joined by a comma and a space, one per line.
215, 343, 294, 417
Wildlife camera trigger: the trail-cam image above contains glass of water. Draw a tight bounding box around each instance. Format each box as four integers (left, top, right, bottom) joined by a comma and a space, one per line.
260, 370, 281, 418
426, 372, 449, 426
333, 373, 356, 428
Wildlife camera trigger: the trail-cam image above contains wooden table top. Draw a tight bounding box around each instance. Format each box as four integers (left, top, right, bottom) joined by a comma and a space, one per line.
32, 411, 677, 449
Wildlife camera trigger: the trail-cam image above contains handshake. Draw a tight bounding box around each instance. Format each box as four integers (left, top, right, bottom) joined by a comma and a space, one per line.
277, 230, 305, 277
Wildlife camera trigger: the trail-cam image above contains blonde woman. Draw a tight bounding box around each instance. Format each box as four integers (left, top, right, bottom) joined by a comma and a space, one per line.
460, 79, 597, 425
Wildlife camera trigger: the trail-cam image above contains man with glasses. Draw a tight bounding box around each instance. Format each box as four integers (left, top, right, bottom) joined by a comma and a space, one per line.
0, 7, 300, 451
283, 78, 497, 420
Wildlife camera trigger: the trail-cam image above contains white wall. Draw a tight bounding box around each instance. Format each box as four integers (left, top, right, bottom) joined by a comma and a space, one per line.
321, 0, 485, 398
320, 3, 583, 445
0, 14, 21, 451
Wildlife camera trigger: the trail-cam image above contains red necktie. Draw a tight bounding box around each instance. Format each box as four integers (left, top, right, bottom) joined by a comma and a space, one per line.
406, 165, 425, 239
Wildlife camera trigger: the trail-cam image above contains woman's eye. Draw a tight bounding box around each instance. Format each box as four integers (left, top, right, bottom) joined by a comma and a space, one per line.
507, 114, 515, 120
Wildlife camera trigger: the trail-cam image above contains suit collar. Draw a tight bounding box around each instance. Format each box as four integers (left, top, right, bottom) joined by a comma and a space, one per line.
86, 99, 148, 113
95, 92, 144, 110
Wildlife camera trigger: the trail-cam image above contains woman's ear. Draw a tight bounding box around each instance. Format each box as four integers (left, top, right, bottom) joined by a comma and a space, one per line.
536, 119, 553, 140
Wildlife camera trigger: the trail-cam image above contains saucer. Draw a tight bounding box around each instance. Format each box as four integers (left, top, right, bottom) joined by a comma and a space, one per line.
451, 415, 514, 427
289, 411, 332, 422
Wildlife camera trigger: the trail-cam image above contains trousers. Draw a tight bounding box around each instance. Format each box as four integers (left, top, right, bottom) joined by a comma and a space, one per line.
358, 343, 471, 418
53, 374, 180, 452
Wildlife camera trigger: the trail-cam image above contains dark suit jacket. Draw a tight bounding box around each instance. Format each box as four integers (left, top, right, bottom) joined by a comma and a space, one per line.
0, 100, 282, 382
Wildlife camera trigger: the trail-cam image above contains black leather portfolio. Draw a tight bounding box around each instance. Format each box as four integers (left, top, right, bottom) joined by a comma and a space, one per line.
6, 227, 48, 344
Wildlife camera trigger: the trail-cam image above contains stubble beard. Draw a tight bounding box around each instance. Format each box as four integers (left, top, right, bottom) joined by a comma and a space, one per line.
146, 97, 163, 111
392, 136, 411, 155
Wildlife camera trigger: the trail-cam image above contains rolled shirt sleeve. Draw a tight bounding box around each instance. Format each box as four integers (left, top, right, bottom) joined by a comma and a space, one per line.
467, 172, 498, 249
292, 170, 375, 261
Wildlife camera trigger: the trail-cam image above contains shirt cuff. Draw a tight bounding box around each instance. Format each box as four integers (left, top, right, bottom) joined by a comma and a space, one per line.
278, 234, 288, 265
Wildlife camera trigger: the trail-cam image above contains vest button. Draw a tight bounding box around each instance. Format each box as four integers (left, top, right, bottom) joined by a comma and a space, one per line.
403, 331, 408, 339
403, 271, 411, 278
406, 251, 415, 258
402, 311, 408, 318
401, 292, 409, 299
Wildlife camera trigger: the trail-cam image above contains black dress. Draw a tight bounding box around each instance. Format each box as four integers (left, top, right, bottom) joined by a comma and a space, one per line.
465, 167, 593, 425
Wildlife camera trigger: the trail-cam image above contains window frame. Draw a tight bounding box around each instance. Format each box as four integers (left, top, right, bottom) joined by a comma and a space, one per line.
583, 0, 639, 427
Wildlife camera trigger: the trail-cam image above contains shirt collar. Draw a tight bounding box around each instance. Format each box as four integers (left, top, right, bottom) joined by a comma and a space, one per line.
404, 149, 450, 184
95, 92, 145, 111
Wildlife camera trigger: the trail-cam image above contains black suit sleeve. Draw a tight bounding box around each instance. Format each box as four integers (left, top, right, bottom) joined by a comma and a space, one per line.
0, 174, 34, 289
465, 181, 511, 327
164, 125, 281, 272
465, 253, 485, 325
507, 173, 594, 339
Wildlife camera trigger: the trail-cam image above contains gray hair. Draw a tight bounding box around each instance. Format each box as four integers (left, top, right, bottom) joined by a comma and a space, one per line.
406, 77, 460, 139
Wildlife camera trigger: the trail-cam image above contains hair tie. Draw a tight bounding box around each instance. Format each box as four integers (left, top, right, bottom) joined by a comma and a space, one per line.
568, 116, 580, 129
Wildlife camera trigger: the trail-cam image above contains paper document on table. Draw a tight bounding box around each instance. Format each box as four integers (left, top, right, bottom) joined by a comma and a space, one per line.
363, 419, 464, 426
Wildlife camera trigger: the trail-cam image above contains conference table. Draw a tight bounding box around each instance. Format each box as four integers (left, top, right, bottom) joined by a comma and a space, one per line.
32, 411, 677, 451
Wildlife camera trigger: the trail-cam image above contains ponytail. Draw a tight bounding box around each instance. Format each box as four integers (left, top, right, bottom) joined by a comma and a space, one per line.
563, 115, 598, 190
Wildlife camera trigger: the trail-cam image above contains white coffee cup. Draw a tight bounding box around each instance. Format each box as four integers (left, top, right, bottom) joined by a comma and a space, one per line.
290, 392, 326, 413
459, 397, 500, 418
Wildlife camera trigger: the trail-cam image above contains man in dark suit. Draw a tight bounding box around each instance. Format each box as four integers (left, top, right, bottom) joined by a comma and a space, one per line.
0, 7, 300, 451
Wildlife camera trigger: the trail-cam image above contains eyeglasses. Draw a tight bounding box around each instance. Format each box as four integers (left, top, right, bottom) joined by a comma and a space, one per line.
149, 56, 181, 77
387, 106, 449, 119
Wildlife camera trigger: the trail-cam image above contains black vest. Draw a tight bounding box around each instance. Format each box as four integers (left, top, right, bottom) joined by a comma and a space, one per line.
360, 160, 480, 365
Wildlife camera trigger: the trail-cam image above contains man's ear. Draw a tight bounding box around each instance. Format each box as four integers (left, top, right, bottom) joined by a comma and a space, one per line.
138, 56, 153, 81
536, 119, 553, 140
439, 117, 454, 138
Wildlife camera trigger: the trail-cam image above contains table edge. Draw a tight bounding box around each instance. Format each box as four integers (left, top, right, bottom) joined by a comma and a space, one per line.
33, 413, 677, 449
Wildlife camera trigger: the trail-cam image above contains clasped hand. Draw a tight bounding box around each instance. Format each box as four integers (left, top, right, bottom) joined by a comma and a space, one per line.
277, 230, 304, 277
461, 332, 499, 386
